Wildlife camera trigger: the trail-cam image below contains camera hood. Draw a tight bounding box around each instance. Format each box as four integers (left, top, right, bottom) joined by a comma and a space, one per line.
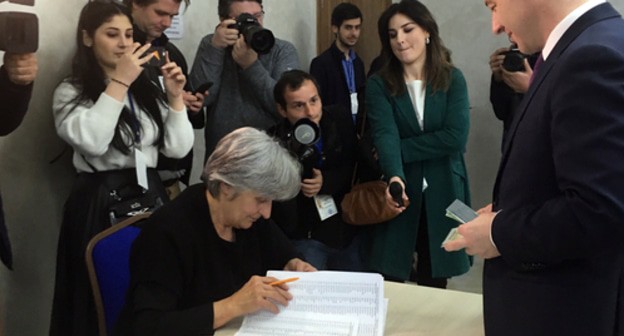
292, 118, 320, 146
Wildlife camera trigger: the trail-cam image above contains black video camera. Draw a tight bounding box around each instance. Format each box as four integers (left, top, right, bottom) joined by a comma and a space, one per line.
227, 13, 275, 54
501, 47, 526, 72
0, 0, 38, 53
283, 118, 321, 179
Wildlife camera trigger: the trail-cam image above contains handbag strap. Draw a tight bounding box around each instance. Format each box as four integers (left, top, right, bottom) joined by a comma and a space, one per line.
351, 100, 369, 186
81, 154, 99, 173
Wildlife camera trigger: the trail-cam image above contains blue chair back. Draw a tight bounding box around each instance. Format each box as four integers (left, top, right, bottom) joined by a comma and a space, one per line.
85, 213, 150, 336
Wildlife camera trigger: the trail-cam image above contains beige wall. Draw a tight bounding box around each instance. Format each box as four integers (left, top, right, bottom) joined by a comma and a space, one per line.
1, 1, 623, 334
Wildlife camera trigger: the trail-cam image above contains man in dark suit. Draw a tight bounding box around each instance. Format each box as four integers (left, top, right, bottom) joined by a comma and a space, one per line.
445, 1, 624, 335
310, 2, 365, 124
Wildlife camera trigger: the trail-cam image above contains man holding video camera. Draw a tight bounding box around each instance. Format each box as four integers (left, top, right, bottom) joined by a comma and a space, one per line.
489, 46, 539, 147
270, 70, 361, 271
0, 52, 37, 271
190, 0, 299, 158
124, 0, 206, 198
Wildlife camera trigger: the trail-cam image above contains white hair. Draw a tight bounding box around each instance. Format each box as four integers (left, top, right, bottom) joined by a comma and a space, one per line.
203, 127, 301, 200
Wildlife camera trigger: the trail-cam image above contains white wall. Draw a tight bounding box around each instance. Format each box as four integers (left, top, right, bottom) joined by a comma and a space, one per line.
1, 1, 623, 334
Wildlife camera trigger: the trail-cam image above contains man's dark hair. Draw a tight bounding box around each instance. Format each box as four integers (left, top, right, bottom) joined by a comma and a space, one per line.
218, 0, 263, 19
123, 0, 190, 7
273, 70, 320, 110
331, 2, 362, 27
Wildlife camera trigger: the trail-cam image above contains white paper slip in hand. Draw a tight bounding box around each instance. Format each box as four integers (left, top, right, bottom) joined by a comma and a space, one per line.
441, 228, 464, 247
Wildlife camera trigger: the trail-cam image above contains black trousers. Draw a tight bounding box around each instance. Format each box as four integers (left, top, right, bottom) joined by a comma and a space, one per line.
384, 201, 448, 288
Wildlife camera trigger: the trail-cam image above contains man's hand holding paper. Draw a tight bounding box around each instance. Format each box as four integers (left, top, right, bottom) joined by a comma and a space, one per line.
443, 204, 501, 259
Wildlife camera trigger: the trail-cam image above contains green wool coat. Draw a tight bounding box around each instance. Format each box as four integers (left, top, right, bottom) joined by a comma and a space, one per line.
364, 67, 472, 280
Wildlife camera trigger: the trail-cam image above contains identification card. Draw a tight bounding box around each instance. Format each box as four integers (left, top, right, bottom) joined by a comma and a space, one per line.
134, 148, 149, 190
350, 92, 359, 122
158, 75, 165, 92
314, 194, 338, 221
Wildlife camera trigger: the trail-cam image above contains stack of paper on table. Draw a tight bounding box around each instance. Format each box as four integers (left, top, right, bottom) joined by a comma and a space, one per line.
235, 271, 387, 336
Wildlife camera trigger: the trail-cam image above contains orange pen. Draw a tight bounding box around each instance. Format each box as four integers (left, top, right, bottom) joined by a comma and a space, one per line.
268, 277, 299, 286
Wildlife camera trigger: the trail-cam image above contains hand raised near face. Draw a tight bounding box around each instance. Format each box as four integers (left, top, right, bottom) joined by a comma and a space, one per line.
111, 42, 153, 86
212, 19, 239, 49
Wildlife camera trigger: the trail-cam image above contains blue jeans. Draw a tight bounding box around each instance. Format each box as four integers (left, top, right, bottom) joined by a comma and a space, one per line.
292, 235, 363, 271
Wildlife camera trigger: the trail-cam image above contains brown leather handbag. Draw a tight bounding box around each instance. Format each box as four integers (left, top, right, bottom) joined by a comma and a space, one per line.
340, 103, 409, 225
341, 180, 390, 225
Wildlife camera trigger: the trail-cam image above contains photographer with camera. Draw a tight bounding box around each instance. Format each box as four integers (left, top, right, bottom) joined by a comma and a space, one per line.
0, 52, 37, 271
190, 0, 300, 158
270, 70, 362, 271
489, 45, 539, 147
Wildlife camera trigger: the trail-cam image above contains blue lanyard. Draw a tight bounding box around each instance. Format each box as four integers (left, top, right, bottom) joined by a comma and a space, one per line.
341, 50, 357, 93
127, 93, 142, 146
313, 134, 324, 168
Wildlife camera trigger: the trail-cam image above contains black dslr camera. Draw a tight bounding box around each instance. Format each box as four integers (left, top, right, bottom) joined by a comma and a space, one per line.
0, 0, 38, 53
501, 46, 527, 72
283, 118, 321, 179
228, 13, 275, 54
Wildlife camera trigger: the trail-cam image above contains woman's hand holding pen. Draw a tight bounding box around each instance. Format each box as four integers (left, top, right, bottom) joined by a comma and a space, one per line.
213, 275, 293, 328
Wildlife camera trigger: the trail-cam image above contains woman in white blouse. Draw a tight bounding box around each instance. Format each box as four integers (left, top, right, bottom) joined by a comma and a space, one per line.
364, 0, 471, 288
49, 2, 193, 335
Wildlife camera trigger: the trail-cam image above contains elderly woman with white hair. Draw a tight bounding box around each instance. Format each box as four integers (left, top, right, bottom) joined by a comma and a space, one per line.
115, 127, 316, 336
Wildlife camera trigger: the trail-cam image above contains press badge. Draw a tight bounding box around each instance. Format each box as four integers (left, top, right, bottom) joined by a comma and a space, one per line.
134, 148, 149, 190
314, 194, 338, 221
350, 92, 359, 121
158, 75, 165, 92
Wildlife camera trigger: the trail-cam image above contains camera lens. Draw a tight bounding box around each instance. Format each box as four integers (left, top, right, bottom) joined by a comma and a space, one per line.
247, 28, 275, 54
502, 50, 526, 72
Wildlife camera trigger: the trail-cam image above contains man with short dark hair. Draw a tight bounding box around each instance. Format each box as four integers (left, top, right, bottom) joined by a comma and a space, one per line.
444, 0, 624, 334
310, 2, 365, 124
190, 0, 300, 158
270, 70, 361, 271
125, 0, 205, 197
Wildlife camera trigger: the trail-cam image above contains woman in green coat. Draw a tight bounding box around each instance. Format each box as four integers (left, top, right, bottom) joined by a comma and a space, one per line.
364, 0, 471, 287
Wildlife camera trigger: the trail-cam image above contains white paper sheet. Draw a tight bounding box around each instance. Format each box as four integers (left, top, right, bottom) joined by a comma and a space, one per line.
236, 271, 385, 336
236, 310, 358, 336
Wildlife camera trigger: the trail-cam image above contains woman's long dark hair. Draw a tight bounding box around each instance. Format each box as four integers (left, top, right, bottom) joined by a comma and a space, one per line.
67, 1, 165, 155
377, 0, 453, 96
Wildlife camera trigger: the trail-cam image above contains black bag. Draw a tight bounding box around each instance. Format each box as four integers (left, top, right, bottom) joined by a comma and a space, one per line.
107, 184, 163, 225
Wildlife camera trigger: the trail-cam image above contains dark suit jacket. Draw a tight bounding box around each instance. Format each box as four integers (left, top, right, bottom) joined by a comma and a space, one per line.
310, 43, 366, 116
0, 65, 33, 270
487, 4, 624, 335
